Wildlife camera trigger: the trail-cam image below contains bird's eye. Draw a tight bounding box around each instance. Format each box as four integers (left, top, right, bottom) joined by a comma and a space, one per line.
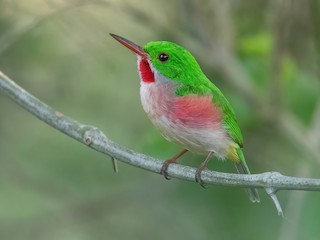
158, 53, 169, 62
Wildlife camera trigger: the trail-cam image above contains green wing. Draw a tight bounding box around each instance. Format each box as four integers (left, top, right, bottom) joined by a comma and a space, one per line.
208, 83, 244, 147
176, 79, 244, 147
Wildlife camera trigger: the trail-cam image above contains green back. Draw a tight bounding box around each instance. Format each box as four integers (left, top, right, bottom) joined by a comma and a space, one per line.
144, 41, 243, 146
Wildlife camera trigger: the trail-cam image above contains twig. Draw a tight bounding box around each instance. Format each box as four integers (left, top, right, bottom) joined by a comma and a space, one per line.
0, 71, 320, 192
110, 157, 118, 173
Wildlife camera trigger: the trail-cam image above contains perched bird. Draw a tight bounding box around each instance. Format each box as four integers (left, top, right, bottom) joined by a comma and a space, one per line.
110, 33, 262, 203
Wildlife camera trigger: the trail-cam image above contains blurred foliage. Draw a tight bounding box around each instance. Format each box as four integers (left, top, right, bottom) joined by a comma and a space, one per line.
1, 0, 320, 240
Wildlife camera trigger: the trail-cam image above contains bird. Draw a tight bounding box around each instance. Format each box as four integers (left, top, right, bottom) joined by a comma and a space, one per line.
109, 33, 260, 202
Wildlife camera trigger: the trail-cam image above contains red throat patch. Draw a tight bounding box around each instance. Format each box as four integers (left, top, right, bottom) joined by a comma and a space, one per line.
139, 59, 155, 83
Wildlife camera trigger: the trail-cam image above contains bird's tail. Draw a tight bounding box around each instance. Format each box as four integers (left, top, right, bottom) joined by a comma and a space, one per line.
234, 148, 260, 203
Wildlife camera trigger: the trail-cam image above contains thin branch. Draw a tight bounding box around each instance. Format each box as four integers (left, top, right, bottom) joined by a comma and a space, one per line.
1, 71, 320, 191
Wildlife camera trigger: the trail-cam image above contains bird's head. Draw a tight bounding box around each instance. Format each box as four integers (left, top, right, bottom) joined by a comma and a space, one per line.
110, 33, 205, 86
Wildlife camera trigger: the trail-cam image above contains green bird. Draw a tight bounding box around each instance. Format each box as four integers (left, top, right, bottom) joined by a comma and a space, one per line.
110, 33, 276, 206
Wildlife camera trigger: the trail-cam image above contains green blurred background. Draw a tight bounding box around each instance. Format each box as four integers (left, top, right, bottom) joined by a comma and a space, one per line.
1, 0, 320, 239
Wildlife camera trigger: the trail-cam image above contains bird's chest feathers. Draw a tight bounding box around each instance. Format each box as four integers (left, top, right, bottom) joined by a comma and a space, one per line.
138, 59, 174, 118
140, 83, 221, 127
140, 81, 173, 119
138, 62, 221, 128
137, 60, 231, 156
138, 63, 222, 131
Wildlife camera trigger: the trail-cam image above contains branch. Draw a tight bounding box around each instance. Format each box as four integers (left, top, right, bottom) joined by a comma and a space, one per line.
1, 71, 320, 191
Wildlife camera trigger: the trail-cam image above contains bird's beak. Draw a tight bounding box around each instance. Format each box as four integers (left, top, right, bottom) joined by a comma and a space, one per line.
110, 33, 147, 58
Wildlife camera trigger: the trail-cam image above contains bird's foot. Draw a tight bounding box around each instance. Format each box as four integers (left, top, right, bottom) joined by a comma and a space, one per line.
195, 166, 207, 189
195, 152, 214, 189
160, 149, 188, 180
160, 159, 177, 180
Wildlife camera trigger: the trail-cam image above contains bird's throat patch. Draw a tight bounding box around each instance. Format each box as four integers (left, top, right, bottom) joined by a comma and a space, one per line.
139, 60, 155, 83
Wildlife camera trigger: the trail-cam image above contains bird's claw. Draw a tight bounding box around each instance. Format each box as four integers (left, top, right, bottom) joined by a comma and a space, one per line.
159, 149, 188, 180
160, 161, 172, 180
195, 168, 207, 189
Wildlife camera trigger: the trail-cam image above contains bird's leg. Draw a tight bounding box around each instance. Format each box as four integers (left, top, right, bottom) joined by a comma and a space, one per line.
160, 149, 188, 180
195, 152, 214, 188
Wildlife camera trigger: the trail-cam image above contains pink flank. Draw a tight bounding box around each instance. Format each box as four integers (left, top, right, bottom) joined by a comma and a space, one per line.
170, 95, 222, 128
139, 60, 155, 83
